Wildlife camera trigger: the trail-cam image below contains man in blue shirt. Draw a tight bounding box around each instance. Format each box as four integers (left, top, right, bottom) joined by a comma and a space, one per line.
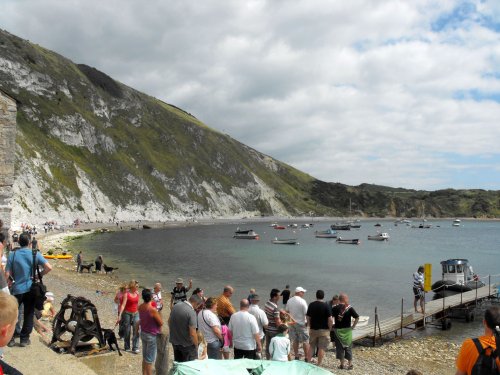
5, 233, 52, 347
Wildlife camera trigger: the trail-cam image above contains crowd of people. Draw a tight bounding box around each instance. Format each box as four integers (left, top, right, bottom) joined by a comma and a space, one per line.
0, 223, 499, 375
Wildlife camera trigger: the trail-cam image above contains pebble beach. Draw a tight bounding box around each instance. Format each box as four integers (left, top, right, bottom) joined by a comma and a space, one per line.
3, 228, 462, 374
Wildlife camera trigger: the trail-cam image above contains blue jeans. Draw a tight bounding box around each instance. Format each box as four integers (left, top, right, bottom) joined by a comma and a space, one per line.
207, 340, 221, 359
121, 312, 139, 351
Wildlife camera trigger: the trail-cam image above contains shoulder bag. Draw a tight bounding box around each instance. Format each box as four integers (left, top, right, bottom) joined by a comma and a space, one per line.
30, 250, 47, 310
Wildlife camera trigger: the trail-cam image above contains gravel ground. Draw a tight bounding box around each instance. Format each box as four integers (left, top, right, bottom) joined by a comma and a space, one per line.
3, 230, 460, 375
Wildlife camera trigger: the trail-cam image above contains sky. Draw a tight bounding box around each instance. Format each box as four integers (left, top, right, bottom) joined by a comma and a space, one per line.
2, 0, 500, 190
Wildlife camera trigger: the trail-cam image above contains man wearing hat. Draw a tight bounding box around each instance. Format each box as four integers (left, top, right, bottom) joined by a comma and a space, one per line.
170, 277, 192, 310
248, 294, 268, 351
286, 287, 310, 360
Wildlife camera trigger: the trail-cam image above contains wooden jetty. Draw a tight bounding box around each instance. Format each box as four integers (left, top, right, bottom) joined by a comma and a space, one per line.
353, 284, 499, 346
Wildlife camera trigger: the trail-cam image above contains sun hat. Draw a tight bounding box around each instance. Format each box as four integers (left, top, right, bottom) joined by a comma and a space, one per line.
45, 292, 55, 301
295, 286, 307, 293
175, 277, 184, 284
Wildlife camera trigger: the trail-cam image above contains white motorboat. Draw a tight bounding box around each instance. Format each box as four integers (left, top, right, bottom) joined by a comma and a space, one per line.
233, 229, 260, 240
367, 232, 390, 241
272, 238, 299, 245
452, 219, 461, 227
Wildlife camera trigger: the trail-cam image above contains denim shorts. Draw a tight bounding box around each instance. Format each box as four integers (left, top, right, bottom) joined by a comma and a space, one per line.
141, 332, 157, 364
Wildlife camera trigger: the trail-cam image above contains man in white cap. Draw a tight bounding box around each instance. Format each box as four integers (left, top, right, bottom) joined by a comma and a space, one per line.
286, 287, 310, 360
170, 277, 192, 310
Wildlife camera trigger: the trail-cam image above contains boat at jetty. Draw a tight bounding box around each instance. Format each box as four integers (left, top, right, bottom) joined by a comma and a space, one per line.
233, 229, 260, 240
43, 253, 73, 260
367, 232, 390, 241
272, 238, 299, 245
336, 237, 360, 245
452, 219, 461, 227
353, 315, 370, 329
432, 259, 484, 298
330, 223, 351, 230
315, 229, 337, 238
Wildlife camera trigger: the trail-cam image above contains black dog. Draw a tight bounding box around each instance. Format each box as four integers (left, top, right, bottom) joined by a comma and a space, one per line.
103, 264, 119, 274
79, 263, 94, 273
102, 329, 122, 356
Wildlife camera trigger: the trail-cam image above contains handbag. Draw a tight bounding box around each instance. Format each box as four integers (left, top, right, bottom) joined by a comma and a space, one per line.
30, 250, 47, 310
201, 310, 224, 348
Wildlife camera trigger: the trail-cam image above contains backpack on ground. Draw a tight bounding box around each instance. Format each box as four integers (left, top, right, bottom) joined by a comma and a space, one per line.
471, 338, 499, 375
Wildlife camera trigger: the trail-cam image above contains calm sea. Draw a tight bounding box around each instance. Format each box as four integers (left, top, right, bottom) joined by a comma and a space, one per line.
73, 219, 500, 343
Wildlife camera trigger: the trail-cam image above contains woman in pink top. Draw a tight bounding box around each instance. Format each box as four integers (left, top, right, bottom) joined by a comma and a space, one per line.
138, 288, 163, 375
117, 280, 140, 352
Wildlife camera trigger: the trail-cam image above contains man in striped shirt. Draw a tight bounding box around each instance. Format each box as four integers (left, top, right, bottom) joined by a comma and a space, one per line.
413, 266, 425, 313
264, 288, 283, 359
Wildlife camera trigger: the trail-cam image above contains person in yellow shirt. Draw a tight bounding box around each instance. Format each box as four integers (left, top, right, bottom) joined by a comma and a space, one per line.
455, 306, 500, 375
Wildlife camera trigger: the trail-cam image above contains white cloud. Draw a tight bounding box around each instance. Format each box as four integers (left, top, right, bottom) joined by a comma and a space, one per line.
2, 0, 500, 189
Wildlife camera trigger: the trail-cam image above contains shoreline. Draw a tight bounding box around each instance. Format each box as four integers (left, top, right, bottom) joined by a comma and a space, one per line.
5, 229, 462, 374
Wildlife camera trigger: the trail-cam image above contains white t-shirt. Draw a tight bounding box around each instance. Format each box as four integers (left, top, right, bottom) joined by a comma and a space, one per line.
249, 304, 269, 340
286, 295, 308, 325
228, 310, 259, 350
270, 334, 291, 361
197, 309, 221, 344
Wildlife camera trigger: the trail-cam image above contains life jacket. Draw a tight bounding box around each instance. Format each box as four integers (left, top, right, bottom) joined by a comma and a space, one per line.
471, 338, 499, 375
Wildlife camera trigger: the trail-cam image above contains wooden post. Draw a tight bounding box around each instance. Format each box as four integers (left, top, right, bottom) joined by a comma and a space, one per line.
155, 332, 170, 375
400, 298, 404, 336
373, 307, 378, 347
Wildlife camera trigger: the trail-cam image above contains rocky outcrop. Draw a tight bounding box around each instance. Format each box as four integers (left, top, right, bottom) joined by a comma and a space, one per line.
0, 89, 16, 230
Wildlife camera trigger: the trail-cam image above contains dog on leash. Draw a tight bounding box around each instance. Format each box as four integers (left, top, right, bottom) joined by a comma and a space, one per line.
103, 264, 119, 274
79, 263, 94, 273
102, 329, 122, 356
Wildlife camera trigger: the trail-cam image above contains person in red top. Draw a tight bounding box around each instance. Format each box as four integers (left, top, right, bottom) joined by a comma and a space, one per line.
117, 280, 141, 353
455, 306, 500, 375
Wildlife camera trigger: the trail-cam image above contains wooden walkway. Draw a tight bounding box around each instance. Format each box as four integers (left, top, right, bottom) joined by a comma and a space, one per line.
353, 285, 499, 345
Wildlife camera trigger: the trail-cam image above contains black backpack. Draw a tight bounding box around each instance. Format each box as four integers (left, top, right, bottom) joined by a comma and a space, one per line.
471, 338, 499, 375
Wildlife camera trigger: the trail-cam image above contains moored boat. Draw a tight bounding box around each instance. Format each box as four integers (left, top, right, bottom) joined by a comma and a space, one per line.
353, 315, 370, 329
272, 238, 299, 245
331, 223, 351, 231
367, 232, 390, 241
274, 225, 286, 230
233, 229, 260, 240
432, 259, 484, 298
315, 229, 337, 238
452, 219, 461, 227
336, 237, 360, 245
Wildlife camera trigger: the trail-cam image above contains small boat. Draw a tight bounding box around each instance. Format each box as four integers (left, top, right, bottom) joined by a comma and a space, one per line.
367, 232, 390, 241
315, 229, 338, 238
331, 223, 351, 231
288, 224, 298, 228
301, 223, 313, 228
43, 253, 73, 260
353, 315, 370, 329
272, 238, 299, 245
374, 223, 382, 227
432, 259, 485, 298
336, 237, 360, 245
274, 225, 286, 230
233, 229, 260, 240
143, 225, 152, 229
452, 219, 461, 227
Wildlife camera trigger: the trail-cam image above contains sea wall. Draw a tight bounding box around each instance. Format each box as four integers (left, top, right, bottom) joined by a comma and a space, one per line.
0, 89, 16, 230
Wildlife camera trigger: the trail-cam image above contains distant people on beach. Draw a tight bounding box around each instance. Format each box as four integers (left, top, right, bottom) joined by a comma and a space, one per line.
332, 292, 359, 370
280, 285, 291, 306
138, 288, 163, 375
170, 278, 192, 309
413, 265, 425, 313
95, 255, 103, 274
217, 286, 236, 325
455, 306, 500, 375
152, 282, 163, 312
76, 251, 83, 273
117, 280, 140, 353
6, 233, 52, 347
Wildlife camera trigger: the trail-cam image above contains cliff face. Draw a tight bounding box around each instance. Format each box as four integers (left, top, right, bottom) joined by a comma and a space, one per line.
0, 29, 318, 225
